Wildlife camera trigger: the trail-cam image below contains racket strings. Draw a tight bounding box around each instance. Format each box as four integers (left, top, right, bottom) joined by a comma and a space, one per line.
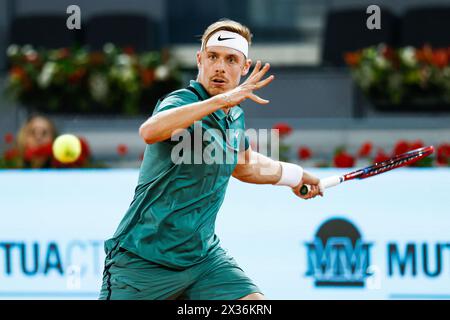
366, 152, 425, 176
342, 146, 433, 182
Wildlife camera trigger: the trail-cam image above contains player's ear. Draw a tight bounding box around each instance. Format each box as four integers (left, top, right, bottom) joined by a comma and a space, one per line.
242, 58, 252, 76
196, 51, 202, 68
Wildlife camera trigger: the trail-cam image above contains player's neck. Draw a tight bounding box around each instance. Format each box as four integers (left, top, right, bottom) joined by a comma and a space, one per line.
195, 78, 231, 114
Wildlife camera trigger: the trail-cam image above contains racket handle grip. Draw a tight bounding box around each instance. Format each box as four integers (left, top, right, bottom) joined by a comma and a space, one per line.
299, 176, 343, 196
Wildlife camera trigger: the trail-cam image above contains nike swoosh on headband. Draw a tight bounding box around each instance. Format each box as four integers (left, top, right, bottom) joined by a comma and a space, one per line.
218, 35, 235, 41
205, 31, 249, 57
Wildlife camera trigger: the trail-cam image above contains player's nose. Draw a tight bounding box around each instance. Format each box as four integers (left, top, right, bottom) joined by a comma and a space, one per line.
214, 58, 226, 72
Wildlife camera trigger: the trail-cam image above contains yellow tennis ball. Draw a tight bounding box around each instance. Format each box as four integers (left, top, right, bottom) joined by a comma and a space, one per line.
52, 134, 82, 163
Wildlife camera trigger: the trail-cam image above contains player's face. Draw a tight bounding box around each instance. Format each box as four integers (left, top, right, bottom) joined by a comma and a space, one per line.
197, 46, 251, 96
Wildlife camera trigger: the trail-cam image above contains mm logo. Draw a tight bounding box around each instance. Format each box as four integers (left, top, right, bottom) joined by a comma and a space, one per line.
305, 218, 373, 287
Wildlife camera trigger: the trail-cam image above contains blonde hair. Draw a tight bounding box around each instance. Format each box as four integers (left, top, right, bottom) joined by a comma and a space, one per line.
201, 19, 252, 51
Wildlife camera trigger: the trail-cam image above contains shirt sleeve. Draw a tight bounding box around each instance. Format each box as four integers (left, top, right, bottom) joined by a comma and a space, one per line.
151, 90, 200, 144
153, 91, 197, 115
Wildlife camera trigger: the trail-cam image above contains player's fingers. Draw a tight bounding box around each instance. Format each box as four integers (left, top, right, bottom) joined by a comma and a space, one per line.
303, 185, 321, 200
318, 185, 324, 197
254, 75, 274, 90
252, 63, 271, 83
314, 185, 321, 197
248, 93, 269, 104
309, 185, 319, 198
246, 60, 262, 81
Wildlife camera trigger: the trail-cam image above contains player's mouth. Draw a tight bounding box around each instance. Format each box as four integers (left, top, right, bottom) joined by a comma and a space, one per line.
211, 77, 228, 86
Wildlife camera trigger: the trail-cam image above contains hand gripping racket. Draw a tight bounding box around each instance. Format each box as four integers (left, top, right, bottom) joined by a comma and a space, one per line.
299, 145, 434, 196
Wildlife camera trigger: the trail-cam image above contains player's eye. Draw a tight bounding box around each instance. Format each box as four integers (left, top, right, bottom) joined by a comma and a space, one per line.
228, 57, 236, 64
208, 54, 217, 60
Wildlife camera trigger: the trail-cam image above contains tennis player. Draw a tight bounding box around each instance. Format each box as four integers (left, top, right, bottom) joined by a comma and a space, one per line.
99, 19, 322, 300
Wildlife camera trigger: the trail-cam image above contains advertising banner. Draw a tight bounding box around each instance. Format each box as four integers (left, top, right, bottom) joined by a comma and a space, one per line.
0, 169, 449, 299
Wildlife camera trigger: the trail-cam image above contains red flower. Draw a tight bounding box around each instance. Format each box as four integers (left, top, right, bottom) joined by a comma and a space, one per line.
9, 66, 26, 80
24, 146, 35, 161
123, 46, 135, 55
4, 148, 19, 161
358, 141, 373, 157
35, 143, 53, 157
297, 146, 312, 160
140, 68, 155, 87
381, 46, 396, 61
393, 140, 410, 156
117, 144, 128, 156
24, 143, 53, 161
373, 148, 390, 164
4, 133, 14, 144
89, 52, 105, 65
344, 51, 361, 66
431, 49, 448, 68
333, 151, 355, 168
68, 68, 86, 84
273, 123, 292, 137
415, 45, 434, 64
77, 137, 91, 162
56, 48, 71, 60
9, 66, 32, 89
436, 143, 450, 165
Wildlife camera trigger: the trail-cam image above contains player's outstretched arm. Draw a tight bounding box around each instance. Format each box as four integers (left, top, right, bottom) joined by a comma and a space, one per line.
232, 147, 323, 199
139, 61, 274, 144
139, 96, 226, 144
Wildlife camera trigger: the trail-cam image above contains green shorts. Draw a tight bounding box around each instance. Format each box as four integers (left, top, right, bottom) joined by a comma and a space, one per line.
98, 246, 262, 300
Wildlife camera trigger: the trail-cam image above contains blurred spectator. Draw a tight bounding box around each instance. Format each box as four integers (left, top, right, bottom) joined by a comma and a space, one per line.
1, 114, 93, 169
17, 114, 57, 168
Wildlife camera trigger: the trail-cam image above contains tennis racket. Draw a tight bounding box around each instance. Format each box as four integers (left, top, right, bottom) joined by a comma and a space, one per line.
299, 145, 434, 196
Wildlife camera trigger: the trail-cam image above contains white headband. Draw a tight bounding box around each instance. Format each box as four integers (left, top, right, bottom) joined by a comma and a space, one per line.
204, 30, 249, 58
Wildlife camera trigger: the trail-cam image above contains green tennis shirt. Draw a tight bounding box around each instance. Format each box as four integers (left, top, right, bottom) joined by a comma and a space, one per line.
105, 80, 249, 269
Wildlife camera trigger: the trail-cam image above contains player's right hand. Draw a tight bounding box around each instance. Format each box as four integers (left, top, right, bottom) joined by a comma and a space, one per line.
217, 60, 274, 107
292, 170, 323, 200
